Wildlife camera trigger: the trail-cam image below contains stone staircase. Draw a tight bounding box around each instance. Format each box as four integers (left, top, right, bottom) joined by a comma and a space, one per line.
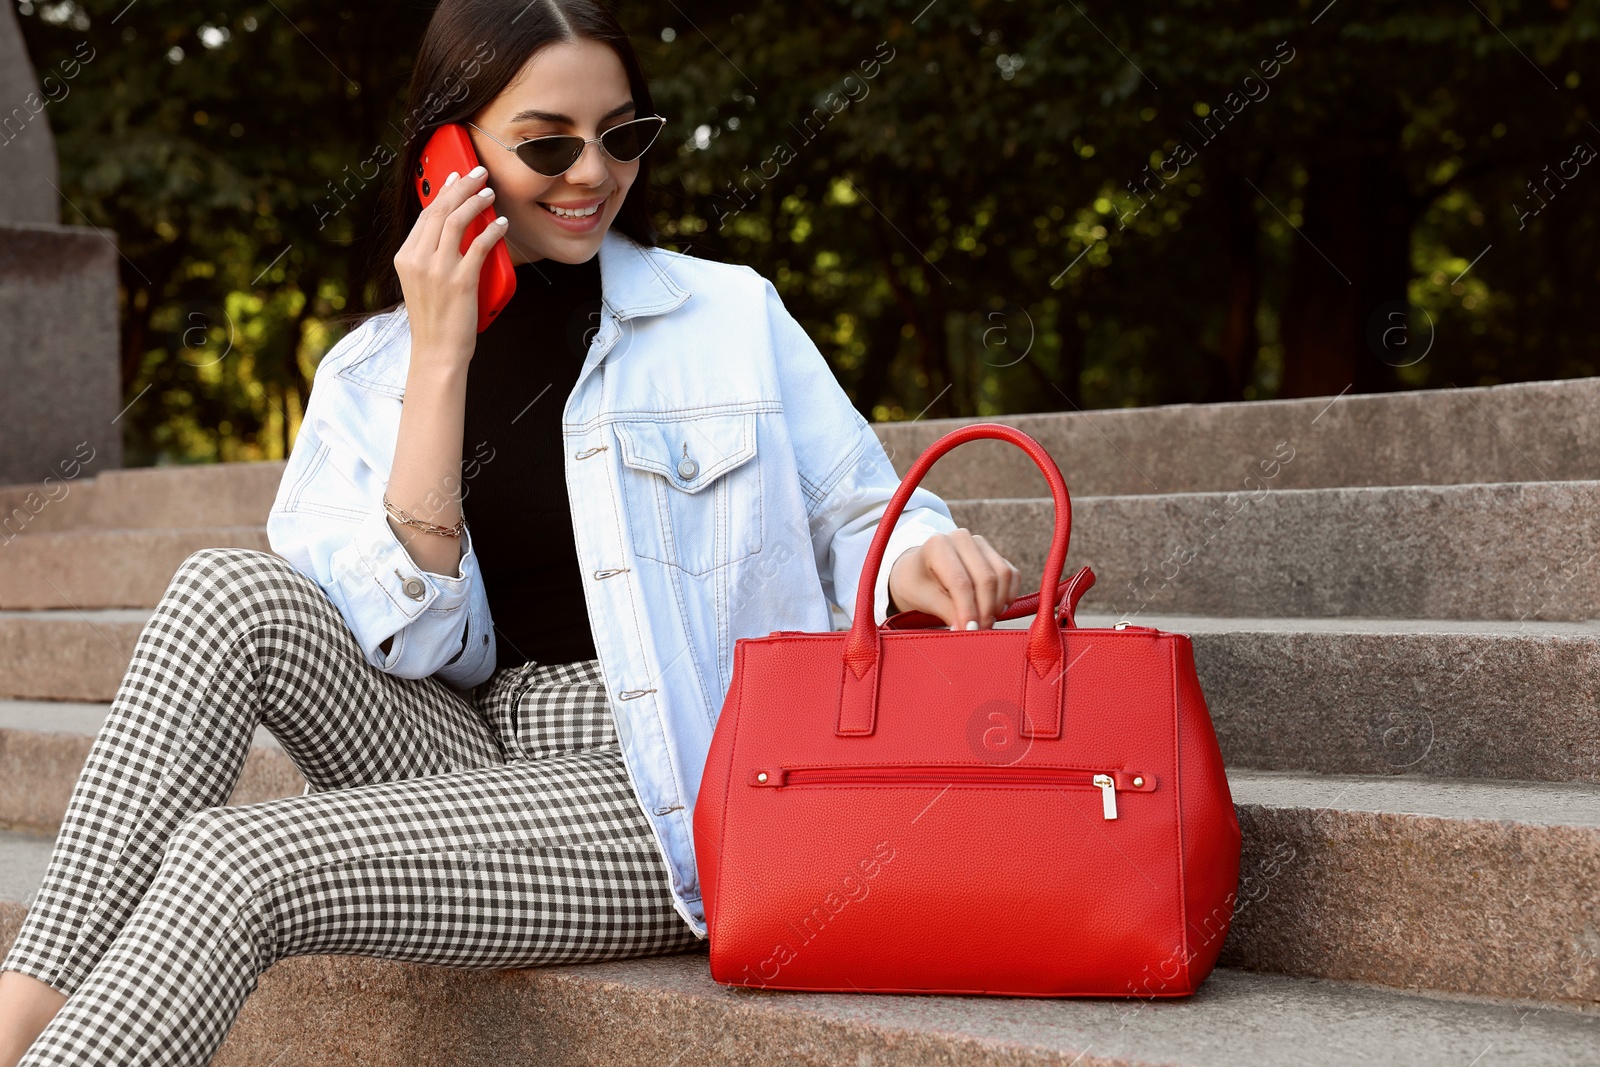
0, 378, 1596, 1064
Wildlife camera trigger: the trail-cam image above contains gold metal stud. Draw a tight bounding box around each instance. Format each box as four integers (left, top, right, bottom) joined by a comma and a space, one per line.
1133, 776, 1145, 787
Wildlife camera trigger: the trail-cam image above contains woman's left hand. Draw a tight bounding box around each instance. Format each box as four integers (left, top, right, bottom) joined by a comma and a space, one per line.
885, 529, 1023, 630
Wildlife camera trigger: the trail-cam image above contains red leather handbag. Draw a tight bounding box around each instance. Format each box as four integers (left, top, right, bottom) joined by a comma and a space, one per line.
693, 422, 1241, 997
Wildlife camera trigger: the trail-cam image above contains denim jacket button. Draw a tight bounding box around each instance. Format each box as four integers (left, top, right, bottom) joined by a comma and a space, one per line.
401, 577, 425, 600
677, 455, 698, 479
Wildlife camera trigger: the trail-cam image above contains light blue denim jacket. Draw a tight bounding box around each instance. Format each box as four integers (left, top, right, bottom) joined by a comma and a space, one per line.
266, 227, 958, 937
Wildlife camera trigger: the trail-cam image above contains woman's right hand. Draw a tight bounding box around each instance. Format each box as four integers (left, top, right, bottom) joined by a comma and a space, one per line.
392, 164, 510, 372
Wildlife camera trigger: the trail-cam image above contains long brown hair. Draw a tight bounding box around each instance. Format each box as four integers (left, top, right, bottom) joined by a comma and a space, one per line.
349, 0, 660, 326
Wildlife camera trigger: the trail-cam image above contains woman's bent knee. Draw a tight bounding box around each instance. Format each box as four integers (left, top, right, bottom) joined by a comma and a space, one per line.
163, 805, 277, 895
160, 807, 287, 968
164, 547, 329, 627
173, 546, 296, 589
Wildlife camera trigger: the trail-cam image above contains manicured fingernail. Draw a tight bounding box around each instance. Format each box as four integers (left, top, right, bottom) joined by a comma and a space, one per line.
494, 216, 509, 225
965, 620, 979, 631
468, 165, 486, 178
477, 187, 494, 197
445, 171, 459, 185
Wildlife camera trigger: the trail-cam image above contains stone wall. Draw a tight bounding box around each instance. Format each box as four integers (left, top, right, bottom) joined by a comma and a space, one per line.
0, 4, 123, 484
0, 2, 59, 226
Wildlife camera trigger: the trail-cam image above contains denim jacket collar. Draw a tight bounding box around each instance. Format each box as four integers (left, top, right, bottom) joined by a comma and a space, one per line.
334, 227, 691, 399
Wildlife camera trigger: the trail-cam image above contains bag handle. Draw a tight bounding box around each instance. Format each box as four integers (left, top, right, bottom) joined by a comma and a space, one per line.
839, 422, 1073, 739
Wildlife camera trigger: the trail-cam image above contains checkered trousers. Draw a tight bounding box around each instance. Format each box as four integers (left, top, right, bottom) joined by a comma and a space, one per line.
2, 547, 701, 1067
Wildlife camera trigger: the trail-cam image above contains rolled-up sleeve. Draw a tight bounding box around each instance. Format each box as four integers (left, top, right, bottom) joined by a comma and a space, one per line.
318, 504, 496, 686
760, 276, 957, 625
266, 340, 497, 690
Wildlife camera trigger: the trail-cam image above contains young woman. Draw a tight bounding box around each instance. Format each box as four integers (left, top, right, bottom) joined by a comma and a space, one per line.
0, 1, 1021, 1063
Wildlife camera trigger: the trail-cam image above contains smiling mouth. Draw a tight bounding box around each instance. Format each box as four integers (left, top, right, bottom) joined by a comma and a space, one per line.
539, 196, 606, 219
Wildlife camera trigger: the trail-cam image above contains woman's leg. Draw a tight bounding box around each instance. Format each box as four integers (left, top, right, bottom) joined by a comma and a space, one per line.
15, 740, 698, 1066
479, 656, 630, 765
0, 978, 62, 1067
1, 547, 505, 1007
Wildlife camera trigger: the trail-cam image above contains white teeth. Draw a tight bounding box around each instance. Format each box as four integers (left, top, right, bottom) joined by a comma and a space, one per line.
543, 201, 600, 218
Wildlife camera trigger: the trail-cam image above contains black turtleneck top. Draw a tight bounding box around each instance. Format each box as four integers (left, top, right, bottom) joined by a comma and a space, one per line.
461, 252, 603, 673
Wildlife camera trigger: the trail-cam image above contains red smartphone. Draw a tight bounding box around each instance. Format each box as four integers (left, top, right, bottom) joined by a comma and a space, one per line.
414, 123, 517, 332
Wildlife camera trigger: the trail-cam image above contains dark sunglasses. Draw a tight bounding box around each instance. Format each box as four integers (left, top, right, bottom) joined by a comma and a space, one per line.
464, 116, 668, 177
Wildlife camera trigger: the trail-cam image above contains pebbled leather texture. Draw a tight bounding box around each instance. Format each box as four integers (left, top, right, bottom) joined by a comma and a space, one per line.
693, 422, 1241, 997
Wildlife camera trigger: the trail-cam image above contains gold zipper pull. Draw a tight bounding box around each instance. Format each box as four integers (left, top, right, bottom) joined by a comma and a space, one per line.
1093, 773, 1117, 819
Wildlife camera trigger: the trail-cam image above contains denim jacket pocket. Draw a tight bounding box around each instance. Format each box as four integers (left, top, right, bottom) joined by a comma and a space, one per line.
613, 411, 763, 575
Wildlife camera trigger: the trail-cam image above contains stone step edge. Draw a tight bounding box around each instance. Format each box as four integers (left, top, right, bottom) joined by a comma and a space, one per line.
6, 475, 1600, 544
0, 888, 1594, 1066
1, 523, 270, 541
948, 476, 1600, 504
1226, 769, 1600, 829
0, 701, 279, 749
7, 607, 1600, 639
1, 707, 1593, 825
9, 476, 1600, 534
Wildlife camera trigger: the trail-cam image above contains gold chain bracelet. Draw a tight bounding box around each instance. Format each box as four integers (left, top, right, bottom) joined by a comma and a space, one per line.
382, 495, 466, 539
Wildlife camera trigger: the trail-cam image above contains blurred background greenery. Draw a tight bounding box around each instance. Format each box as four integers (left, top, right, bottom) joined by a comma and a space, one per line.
13, 0, 1600, 466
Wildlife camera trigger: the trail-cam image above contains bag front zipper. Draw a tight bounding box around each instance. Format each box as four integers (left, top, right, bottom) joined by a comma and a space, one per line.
747, 764, 1154, 820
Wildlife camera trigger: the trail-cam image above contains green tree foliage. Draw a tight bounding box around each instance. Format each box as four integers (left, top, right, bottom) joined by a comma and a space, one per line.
12, 0, 1599, 464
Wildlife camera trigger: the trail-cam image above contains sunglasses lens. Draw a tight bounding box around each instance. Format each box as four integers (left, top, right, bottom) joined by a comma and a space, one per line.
516, 136, 585, 176
599, 118, 663, 162
512, 119, 664, 175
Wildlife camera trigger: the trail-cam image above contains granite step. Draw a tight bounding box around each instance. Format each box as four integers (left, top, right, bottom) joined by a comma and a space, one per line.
6, 472, 1598, 628
1222, 769, 1599, 1004
1072, 612, 1600, 784
0, 609, 146, 702
0, 702, 302, 833
0, 377, 1592, 545
0, 710, 1592, 1005
0, 460, 285, 536
951, 479, 1600, 621
0, 828, 51, 906
0, 526, 272, 610
878, 375, 1600, 499
8, 476, 1600, 622
4, 611, 1595, 787
0, 828, 1595, 1066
